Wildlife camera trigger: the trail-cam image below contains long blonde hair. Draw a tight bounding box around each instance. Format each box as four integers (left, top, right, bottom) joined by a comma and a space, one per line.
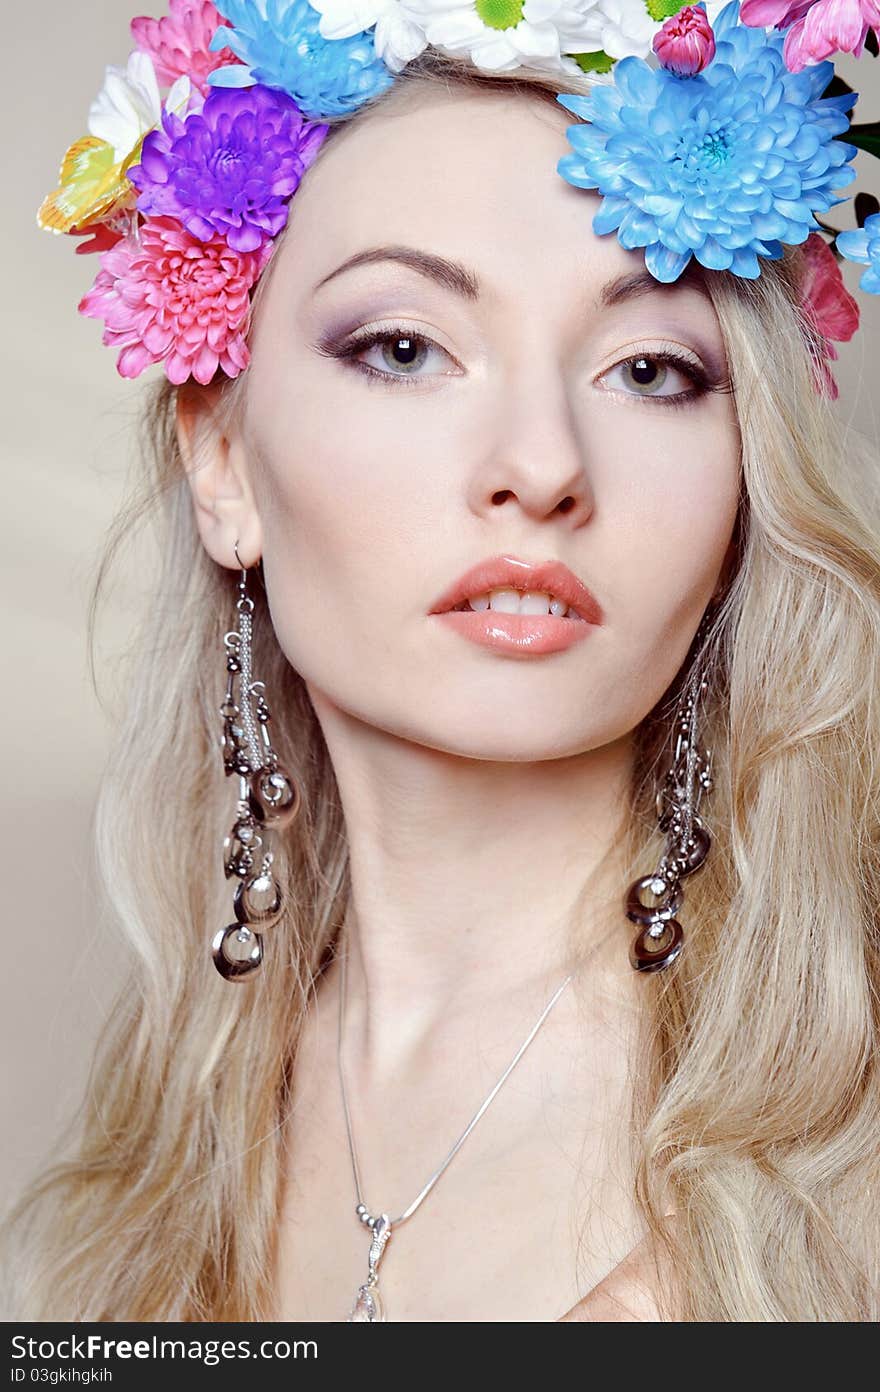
3, 50, 880, 1322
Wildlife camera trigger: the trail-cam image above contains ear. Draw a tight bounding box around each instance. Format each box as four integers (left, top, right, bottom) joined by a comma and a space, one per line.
176, 382, 263, 570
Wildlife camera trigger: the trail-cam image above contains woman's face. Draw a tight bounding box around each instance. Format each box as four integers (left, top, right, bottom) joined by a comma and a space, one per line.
214, 85, 741, 760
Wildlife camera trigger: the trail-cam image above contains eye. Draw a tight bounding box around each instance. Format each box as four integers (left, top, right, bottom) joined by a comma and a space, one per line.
599, 350, 712, 405
315, 323, 460, 388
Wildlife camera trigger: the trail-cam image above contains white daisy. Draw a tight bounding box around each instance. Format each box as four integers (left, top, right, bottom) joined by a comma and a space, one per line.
307, 0, 431, 72
400, 0, 613, 73
88, 50, 192, 162
593, 0, 657, 58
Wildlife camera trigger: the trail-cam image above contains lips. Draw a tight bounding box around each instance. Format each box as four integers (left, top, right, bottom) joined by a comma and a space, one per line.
428, 554, 604, 625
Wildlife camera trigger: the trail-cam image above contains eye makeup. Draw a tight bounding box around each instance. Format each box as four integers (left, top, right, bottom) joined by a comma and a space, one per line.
596, 338, 733, 409
312, 321, 461, 390
313, 320, 733, 409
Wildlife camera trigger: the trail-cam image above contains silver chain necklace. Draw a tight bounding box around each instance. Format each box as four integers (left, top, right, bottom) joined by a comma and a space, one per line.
337, 942, 573, 1321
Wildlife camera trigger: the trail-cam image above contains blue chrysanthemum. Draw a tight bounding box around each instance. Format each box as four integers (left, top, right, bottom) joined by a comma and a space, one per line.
836, 213, 880, 296
206, 0, 396, 119
555, 0, 858, 282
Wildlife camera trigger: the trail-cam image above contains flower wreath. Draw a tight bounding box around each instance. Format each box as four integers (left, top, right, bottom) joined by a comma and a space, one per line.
38, 0, 880, 395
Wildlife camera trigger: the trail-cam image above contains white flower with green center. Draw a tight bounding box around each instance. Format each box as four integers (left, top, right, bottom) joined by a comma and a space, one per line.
400, 0, 680, 72
396, 0, 598, 72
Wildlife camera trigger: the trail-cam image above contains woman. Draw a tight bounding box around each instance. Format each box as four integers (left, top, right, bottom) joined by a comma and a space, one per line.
3, 0, 880, 1321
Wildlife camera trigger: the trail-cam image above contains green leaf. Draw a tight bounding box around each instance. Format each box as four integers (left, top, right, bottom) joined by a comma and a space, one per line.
855, 192, 880, 226
571, 49, 615, 74
847, 121, 880, 159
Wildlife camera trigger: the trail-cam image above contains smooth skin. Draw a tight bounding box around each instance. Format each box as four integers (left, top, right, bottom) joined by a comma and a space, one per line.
178, 85, 741, 1321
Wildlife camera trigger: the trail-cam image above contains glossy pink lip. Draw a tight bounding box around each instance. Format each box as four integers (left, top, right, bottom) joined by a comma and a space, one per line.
428, 554, 604, 625
432, 609, 595, 655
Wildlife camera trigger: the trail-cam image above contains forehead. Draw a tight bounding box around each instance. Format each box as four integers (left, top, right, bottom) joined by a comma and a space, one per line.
277, 85, 714, 320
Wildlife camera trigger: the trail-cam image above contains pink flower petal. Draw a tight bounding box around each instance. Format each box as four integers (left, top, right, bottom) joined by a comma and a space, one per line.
192, 343, 220, 384
77, 213, 265, 384
740, 0, 795, 22
799, 233, 859, 397
801, 0, 867, 52
131, 0, 240, 96
653, 6, 716, 76
118, 343, 157, 378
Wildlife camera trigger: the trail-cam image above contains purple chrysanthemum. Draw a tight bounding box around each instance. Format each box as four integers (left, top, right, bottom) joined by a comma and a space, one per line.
128, 84, 329, 253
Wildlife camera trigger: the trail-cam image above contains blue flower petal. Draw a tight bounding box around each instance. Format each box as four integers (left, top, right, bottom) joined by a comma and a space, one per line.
619, 206, 661, 246
835, 229, 869, 264
207, 64, 255, 87
697, 237, 734, 270
750, 212, 787, 239
644, 243, 691, 283
554, 0, 858, 285
729, 246, 761, 278
861, 267, 880, 294
643, 194, 684, 219
556, 153, 599, 191
212, 0, 395, 118
556, 93, 592, 120
614, 58, 659, 109
592, 196, 629, 236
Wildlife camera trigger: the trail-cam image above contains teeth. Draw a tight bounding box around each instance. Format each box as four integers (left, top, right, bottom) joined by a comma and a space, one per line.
456, 589, 582, 619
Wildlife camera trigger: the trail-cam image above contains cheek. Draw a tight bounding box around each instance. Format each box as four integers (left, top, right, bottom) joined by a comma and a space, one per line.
589, 403, 740, 719
242, 371, 454, 680
606, 411, 740, 572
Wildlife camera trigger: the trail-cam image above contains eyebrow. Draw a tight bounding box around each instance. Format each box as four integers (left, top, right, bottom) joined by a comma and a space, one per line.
599, 267, 710, 307
310, 245, 710, 308
312, 245, 480, 300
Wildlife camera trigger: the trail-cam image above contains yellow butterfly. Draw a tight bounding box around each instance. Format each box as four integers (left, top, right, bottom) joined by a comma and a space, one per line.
37, 133, 145, 236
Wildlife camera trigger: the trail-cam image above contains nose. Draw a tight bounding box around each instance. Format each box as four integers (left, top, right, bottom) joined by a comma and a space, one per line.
467, 357, 596, 527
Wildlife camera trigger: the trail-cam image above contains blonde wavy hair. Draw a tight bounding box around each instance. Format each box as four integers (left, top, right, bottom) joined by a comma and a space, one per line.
3, 48, 880, 1322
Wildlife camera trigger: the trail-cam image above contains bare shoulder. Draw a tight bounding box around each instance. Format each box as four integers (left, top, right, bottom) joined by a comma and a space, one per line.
557, 1220, 677, 1324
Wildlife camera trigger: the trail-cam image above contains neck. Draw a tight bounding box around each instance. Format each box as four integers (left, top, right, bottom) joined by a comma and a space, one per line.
310, 687, 639, 1083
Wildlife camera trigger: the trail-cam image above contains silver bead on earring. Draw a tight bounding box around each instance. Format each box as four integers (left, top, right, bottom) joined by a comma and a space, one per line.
212, 541, 301, 981
625, 608, 716, 972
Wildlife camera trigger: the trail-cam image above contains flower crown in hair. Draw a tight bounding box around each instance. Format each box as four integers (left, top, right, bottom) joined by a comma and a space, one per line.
38, 0, 880, 393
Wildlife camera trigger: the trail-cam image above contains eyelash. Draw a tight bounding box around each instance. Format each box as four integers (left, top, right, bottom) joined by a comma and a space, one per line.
314, 323, 724, 408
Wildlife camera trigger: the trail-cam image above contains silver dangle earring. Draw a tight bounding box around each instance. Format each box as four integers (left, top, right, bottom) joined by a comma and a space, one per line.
625, 608, 716, 973
212, 542, 302, 981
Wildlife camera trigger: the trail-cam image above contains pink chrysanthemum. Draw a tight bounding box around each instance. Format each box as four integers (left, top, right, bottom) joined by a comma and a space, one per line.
131, 0, 241, 96
78, 214, 271, 384
739, 0, 880, 71
798, 232, 859, 398
653, 4, 716, 75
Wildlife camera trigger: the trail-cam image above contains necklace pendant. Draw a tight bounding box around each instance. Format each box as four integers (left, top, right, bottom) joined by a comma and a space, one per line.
348, 1213, 391, 1322
350, 1278, 384, 1322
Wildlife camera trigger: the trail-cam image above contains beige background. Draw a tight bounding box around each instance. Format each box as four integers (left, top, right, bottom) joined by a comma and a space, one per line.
2, 4, 879, 1216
